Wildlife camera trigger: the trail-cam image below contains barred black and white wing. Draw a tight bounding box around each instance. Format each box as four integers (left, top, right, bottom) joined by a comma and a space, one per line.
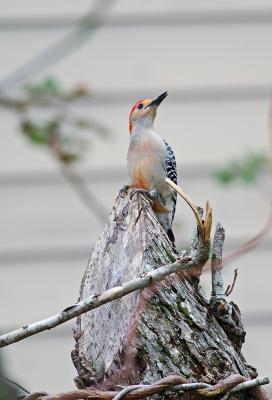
164, 141, 177, 184
163, 140, 178, 243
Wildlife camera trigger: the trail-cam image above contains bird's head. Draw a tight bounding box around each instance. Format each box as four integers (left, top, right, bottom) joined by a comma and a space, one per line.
129, 91, 168, 134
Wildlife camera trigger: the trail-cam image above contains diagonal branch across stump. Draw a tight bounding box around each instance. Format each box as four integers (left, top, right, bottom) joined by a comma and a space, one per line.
72, 188, 258, 398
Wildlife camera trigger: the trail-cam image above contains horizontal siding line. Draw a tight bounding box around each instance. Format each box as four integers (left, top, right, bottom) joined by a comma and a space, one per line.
1, 167, 268, 187
0, 168, 268, 188
2, 9, 272, 30
0, 165, 230, 187
1, 86, 272, 109
0, 168, 126, 187
0, 246, 92, 264
1, 240, 271, 264
81, 86, 272, 104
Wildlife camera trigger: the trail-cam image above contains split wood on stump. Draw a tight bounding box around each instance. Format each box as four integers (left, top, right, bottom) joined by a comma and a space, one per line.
72, 187, 259, 399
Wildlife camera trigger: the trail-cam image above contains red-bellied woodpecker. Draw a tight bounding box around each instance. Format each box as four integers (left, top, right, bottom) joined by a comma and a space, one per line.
127, 91, 177, 244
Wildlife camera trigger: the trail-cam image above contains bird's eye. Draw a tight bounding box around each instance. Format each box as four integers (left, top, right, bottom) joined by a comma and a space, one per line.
137, 103, 144, 110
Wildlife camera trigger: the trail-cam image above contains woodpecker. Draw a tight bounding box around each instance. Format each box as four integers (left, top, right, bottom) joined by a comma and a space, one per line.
127, 91, 177, 243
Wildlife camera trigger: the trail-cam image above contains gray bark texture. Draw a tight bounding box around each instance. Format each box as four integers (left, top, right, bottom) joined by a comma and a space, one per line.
72, 187, 258, 398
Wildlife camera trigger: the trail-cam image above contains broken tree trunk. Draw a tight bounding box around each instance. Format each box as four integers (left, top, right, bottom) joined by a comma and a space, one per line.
72, 187, 258, 398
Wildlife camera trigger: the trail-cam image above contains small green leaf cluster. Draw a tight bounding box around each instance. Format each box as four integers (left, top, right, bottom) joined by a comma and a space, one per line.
21, 118, 89, 164
214, 152, 268, 185
21, 119, 59, 145
12, 77, 110, 163
24, 77, 62, 98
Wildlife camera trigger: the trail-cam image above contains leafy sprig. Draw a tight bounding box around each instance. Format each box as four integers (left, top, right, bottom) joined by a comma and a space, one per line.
214, 153, 268, 185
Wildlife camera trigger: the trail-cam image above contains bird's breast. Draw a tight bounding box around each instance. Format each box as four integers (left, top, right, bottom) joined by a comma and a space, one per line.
127, 132, 165, 191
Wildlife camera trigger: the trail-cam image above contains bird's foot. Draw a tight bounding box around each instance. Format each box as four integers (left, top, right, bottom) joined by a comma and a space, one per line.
129, 188, 160, 203
130, 188, 151, 201
119, 185, 130, 198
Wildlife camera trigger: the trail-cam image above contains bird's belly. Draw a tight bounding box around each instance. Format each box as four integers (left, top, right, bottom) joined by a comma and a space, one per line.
129, 155, 164, 190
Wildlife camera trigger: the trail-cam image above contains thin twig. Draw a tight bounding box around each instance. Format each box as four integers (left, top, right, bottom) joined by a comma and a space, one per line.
38, 375, 270, 400
24, 392, 49, 400
225, 268, 238, 296
112, 385, 146, 400
204, 200, 213, 241
165, 177, 203, 232
0, 254, 199, 348
223, 208, 272, 266
222, 102, 272, 265
172, 382, 211, 391
211, 222, 225, 298
230, 376, 270, 394
165, 177, 212, 240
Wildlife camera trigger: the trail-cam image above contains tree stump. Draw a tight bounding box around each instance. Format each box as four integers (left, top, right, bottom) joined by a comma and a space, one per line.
72, 187, 258, 398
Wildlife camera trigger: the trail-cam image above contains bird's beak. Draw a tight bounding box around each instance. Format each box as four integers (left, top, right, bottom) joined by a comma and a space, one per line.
145, 91, 168, 109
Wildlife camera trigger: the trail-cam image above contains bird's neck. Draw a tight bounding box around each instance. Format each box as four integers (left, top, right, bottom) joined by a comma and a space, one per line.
131, 122, 155, 137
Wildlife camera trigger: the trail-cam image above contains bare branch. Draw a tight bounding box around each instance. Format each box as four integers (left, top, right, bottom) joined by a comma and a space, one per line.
0, 254, 204, 348
24, 392, 49, 400
211, 222, 225, 298
225, 268, 238, 296
230, 376, 269, 394
112, 385, 146, 400
165, 177, 203, 232
223, 208, 272, 266
0, 182, 211, 348
204, 200, 213, 241
34, 375, 270, 400
165, 177, 212, 240
222, 103, 272, 265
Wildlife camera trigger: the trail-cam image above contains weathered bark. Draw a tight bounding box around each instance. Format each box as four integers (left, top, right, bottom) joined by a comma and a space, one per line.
72, 187, 258, 398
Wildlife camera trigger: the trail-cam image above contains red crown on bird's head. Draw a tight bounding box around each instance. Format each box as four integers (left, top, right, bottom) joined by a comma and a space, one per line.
129, 99, 147, 133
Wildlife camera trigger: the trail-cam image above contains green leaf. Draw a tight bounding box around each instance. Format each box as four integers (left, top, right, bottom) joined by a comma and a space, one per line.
41, 78, 61, 95
23, 77, 62, 97
214, 152, 267, 186
20, 119, 59, 146
214, 169, 236, 184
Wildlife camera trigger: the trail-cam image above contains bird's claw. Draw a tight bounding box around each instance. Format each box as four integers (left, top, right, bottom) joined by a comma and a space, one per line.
129, 188, 157, 203
119, 185, 130, 198
130, 188, 149, 200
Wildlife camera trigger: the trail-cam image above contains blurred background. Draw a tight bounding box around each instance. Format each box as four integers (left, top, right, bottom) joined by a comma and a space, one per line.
0, 0, 271, 396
